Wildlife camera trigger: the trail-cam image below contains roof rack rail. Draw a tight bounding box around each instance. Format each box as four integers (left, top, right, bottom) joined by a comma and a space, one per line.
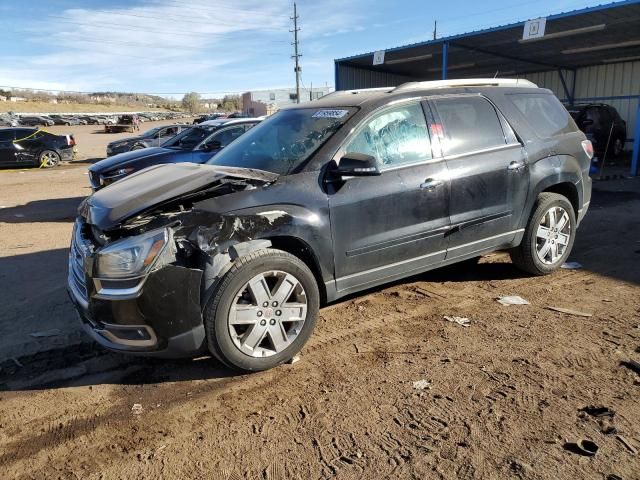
393, 78, 538, 92
322, 87, 393, 98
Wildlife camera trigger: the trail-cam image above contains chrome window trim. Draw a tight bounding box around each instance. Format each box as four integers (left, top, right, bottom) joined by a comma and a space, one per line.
443, 142, 523, 161
332, 228, 525, 284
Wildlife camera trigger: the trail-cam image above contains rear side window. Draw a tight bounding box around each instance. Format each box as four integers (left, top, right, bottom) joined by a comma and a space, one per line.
0, 131, 13, 141
509, 93, 577, 138
432, 96, 506, 156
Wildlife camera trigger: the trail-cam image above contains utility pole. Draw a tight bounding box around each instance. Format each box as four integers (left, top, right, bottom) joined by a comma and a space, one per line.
290, 2, 301, 104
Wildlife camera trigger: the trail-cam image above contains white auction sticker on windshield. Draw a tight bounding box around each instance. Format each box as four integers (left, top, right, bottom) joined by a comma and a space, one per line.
312, 109, 349, 119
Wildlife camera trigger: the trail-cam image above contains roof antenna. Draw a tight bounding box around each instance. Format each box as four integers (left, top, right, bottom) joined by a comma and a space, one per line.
493, 70, 499, 78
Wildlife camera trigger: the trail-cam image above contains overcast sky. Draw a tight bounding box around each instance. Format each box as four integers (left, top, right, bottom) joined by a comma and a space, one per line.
0, 0, 608, 98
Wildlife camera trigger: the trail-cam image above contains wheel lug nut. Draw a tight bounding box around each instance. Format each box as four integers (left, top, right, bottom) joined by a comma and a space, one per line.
257, 311, 263, 317
260, 319, 267, 326
269, 319, 276, 326
276, 310, 282, 316
263, 301, 269, 307
272, 301, 278, 307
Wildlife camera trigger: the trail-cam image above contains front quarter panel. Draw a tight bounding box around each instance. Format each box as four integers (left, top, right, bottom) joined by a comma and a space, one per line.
186, 171, 333, 283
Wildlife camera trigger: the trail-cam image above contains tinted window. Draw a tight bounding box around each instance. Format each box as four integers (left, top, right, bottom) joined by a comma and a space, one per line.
433, 96, 506, 156
509, 93, 577, 138
344, 102, 432, 169
165, 126, 211, 150
205, 125, 246, 148
0, 130, 13, 141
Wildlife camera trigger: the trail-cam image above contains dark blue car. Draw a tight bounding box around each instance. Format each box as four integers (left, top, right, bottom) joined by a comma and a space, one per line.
88, 118, 261, 190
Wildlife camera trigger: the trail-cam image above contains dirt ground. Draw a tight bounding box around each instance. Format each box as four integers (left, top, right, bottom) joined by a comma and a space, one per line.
0, 150, 639, 478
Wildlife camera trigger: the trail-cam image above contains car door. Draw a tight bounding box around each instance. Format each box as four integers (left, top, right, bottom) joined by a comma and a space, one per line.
12, 129, 41, 165
429, 94, 529, 259
192, 124, 250, 163
0, 130, 17, 166
328, 100, 450, 293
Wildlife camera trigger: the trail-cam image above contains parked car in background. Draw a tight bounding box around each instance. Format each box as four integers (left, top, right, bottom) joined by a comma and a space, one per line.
0, 127, 76, 167
567, 103, 626, 157
226, 112, 250, 118
0, 114, 18, 127
70, 79, 593, 371
106, 124, 188, 156
89, 118, 261, 189
19, 116, 55, 127
193, 113, 226, 124
49, 115, 85, 126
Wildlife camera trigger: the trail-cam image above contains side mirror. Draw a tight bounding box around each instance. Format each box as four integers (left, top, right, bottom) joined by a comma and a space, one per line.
337, 152, 380, 178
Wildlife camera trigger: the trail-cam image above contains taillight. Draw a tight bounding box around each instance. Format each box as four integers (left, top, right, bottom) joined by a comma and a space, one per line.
581, 139, 594, 159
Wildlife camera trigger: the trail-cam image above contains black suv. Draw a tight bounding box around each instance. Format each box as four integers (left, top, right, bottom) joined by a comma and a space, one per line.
568, 103, 626, 157
68, 79, 592, 372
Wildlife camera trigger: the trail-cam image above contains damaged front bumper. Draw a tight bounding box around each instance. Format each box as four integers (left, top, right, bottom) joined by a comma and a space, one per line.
67, 219, 207, 358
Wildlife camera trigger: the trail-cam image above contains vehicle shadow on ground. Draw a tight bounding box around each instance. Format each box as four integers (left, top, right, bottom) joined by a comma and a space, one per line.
0, 196, 86, 223
0, 348, 239, 391
70, 157, 103, 165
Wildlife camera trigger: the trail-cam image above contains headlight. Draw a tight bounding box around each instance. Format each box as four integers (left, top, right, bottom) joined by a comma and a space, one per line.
101, 167, 135, 184
96, 229, 168, 278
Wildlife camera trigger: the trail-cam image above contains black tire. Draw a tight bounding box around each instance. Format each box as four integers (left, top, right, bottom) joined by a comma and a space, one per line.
510, 192, 576, 275
204, 249, 319, 372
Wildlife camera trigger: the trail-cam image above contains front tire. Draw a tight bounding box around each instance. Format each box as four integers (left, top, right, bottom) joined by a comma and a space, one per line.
510, 193, 576, 275
204, 249, 319, 372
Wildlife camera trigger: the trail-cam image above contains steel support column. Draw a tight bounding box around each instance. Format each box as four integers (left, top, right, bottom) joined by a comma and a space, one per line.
442, 42, 449, 80
558, 69, 573, 104
632, 102, 640, 176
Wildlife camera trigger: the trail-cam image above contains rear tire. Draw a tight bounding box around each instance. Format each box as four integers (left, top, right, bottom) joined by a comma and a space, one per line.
510, 193, 576, 275
204, 249, 319, 372
38, 150, 61, 168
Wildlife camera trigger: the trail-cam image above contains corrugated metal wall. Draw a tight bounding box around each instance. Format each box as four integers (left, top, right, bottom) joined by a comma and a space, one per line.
336, 64, 417, 90
523, 61, 640, 146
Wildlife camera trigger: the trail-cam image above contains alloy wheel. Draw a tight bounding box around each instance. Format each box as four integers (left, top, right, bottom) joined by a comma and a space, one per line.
228, 270, 307, 358
40, 151, 60, 168
535, 206, 571, 265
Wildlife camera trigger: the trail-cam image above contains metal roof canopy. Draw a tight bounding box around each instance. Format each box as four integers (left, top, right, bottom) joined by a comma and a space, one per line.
335, 1, 640, 91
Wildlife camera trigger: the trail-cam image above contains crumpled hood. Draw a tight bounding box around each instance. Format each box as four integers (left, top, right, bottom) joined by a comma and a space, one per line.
89, 147, 171, 174
79, 163, 278, 231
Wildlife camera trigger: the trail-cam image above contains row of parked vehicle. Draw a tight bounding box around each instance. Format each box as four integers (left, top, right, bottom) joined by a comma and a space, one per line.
0, 111, 191, 128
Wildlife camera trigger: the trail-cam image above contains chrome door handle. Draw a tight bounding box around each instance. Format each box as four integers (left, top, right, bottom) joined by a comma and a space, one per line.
420, 178, 443, 190
508, 161, 525, 171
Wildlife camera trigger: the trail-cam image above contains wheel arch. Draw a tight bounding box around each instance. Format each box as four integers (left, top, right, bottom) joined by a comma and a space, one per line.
541, 182, 579, 218
267, 235, 327, 305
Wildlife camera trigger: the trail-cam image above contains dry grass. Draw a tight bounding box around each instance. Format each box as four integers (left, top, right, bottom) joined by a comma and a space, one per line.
0, 102, 171, 113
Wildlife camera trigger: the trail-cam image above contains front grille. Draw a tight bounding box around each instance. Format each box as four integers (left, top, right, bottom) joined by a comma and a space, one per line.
68, 220, 93, 303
